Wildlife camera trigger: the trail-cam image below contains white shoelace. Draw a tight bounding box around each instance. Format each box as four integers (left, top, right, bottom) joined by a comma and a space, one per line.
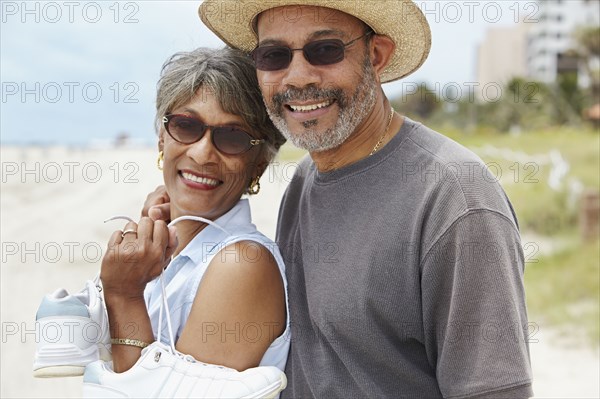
104, 214, 230, 362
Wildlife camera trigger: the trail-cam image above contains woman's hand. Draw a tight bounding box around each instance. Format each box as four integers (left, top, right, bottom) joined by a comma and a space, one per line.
142, 185, 172, 222
101, 217, 175, 301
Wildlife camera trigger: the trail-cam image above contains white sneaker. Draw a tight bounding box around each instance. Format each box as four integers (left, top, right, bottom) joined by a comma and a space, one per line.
82, 341, 287, 398
33, 279, 111, 377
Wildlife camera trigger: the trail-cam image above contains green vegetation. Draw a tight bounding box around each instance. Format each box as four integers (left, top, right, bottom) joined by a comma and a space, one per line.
525, 239, 599, 346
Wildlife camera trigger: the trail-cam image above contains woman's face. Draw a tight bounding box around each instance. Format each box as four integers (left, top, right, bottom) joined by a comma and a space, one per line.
160, 86, 266, 221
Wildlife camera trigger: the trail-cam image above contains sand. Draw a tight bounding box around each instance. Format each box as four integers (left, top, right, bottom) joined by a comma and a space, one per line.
1, 145, 598, 398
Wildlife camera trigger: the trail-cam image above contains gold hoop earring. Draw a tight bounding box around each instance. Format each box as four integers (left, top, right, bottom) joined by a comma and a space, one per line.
157, 151, 164, 170
248, 176, 261, 195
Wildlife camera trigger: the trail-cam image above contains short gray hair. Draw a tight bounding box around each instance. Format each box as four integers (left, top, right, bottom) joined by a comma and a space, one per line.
155, 47, 285, 162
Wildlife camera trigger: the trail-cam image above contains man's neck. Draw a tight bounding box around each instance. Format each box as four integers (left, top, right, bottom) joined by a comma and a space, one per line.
310, 101, 402, 173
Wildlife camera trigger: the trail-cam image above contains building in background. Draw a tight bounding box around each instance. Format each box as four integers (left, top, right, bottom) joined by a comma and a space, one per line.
476, 23, 529, 89
527, 0, 600, 84
477, 0, 599, 90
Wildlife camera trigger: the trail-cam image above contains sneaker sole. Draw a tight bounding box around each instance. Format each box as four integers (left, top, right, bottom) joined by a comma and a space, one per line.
242, 373, 287, 399
33, 343, 111, 378
33, 365, 86, 378
82, 372, 287, 398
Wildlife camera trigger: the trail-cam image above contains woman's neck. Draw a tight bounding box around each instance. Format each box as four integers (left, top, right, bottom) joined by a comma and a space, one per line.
173, 221, 207, 257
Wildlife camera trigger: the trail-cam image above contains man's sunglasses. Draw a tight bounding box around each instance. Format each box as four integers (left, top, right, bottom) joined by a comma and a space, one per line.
162, 114, 264, 155
251, 31, 373, 71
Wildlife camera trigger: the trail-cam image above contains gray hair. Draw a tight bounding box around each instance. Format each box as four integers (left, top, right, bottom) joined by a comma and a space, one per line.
155, 47, 285, 163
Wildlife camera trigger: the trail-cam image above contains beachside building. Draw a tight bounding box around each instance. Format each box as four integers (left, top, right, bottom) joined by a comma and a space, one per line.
477, 0, 599, 90
476, 24, 529, 88
526, 0, 600, 84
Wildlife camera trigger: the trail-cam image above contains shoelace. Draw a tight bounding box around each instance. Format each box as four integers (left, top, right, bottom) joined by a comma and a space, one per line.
104, 214, 231, 366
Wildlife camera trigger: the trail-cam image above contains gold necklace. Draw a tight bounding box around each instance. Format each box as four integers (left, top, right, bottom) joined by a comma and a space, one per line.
370, 106, 395, 156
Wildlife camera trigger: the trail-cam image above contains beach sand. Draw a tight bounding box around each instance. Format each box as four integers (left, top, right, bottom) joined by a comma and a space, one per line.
1, 146, 598, 398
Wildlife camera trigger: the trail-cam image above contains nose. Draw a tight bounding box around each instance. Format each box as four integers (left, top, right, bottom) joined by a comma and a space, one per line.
280, 49, 322, 89
185, 129, 219, 163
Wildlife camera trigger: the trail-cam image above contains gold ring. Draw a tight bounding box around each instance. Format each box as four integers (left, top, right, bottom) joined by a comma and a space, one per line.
121, 229, 137, 238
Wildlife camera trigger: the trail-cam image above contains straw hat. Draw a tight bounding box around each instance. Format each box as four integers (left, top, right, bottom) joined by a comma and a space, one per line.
199, 0, 431, 83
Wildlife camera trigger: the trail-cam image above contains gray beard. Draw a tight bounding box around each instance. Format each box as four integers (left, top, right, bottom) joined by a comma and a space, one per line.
264, 57, 378, 153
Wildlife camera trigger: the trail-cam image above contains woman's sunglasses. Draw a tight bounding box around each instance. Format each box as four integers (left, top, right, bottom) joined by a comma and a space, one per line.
251, 31, 373, 72
163, 114, 264, 155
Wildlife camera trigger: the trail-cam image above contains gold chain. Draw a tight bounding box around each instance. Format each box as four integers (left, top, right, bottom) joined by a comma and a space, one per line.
370, 106, 395, 156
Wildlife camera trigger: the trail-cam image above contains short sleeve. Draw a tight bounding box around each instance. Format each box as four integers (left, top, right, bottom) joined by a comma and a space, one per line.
421, 209, 533, 398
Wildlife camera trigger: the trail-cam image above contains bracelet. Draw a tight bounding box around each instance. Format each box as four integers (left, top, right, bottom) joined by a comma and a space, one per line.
110, 338, 151, 349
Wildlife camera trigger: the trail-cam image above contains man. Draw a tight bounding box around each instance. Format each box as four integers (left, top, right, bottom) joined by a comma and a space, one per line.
149, 1, 533, 397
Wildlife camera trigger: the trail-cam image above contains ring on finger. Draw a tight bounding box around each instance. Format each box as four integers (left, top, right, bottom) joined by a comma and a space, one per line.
121, 229, 137, 238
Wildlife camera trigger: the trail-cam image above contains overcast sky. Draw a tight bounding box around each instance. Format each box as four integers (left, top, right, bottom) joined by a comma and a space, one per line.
1, 1, 531, 145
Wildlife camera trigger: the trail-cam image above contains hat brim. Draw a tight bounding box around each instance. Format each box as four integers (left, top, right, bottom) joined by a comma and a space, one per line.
199, 0, 431, 83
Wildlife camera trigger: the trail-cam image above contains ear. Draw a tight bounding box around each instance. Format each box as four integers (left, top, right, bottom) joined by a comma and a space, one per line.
370, 35, 396, 83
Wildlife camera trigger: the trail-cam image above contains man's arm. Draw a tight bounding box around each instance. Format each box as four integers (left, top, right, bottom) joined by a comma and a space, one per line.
421, 209, 533, 399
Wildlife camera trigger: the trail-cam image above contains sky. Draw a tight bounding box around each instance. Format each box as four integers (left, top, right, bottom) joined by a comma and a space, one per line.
0, 1, 531, 145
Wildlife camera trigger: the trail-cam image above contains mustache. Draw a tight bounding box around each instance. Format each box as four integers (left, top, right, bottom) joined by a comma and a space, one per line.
271, 86, 344, 112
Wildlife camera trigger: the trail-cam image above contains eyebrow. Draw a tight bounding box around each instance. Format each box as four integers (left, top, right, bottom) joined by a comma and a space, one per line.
310, 29, 347, 40
258, 29, 348, 47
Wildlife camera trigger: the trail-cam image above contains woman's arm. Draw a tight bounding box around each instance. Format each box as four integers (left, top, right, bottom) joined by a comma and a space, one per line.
176, 240, 286, 371
101, 217, 175, 372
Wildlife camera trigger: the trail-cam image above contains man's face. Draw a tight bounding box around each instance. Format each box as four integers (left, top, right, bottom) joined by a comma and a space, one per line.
256, 6, 378, 153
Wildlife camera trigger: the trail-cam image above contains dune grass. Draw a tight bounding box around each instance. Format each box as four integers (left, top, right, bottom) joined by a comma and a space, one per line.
524, 238, 600, 346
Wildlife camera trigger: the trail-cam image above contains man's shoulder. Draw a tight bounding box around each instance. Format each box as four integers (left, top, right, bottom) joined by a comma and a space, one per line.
396, 119, 518, 228
401, 118, 484, 167
405, 120, 504, 189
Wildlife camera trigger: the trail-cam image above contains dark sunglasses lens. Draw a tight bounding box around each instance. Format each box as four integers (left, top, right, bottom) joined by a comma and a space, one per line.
253, 46, 292, 71
167, 116, 206, 143
212, 127, 252, 155
305, 40, 345, 65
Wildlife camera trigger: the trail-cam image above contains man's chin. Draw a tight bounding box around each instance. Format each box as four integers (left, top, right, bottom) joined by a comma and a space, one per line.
289, 136, 343, 153
276, 118, 347, 152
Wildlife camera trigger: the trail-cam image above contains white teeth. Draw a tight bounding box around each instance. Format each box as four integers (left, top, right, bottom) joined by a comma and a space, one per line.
181, 172, 220, 186
289, 100, 332, 112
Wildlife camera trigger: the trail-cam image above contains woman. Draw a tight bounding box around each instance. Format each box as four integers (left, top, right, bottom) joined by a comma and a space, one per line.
100, 47, 289, 375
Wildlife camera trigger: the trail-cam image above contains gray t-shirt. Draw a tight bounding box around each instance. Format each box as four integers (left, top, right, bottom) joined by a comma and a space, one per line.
277, 118, 533, 398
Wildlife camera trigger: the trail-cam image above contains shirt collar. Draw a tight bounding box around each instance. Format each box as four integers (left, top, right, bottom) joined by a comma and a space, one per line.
176, 199, 256, 264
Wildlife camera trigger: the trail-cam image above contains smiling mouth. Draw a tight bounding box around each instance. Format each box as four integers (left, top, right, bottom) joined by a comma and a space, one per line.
287, 99, 335, 113
180, 171, 222, 187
